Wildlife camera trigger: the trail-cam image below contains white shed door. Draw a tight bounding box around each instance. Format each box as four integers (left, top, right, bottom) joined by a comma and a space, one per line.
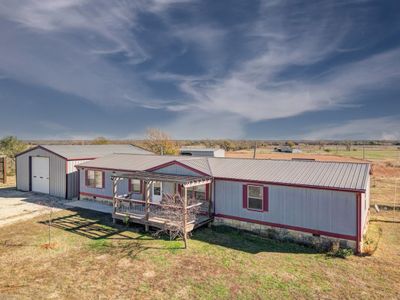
32, 157, 50, 194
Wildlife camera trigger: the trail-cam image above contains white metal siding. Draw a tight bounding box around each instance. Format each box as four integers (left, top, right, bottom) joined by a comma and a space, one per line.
16, 148, 66, 198
215, 179, 357, 237
361, 174, 370, 233
79, 170, 144, 200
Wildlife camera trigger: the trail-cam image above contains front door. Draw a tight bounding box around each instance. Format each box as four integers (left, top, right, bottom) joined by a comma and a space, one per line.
152, 181, 162, 203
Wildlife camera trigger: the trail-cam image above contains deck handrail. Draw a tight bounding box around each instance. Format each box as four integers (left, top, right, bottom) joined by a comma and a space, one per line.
114, 196, 204, 210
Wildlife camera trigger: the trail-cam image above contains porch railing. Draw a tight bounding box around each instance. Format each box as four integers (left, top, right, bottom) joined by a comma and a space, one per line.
113, 194, 208, 223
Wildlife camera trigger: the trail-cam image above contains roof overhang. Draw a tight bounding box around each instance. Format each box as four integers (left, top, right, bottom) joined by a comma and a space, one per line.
111, 171, 212, 188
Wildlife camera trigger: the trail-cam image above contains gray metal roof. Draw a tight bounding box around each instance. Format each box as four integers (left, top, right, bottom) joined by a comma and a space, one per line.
112, 171, 212, 186
39, 144, 152, 159
77, 154, 370, 192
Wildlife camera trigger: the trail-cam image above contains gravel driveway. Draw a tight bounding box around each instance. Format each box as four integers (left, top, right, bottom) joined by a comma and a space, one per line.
0, 188, 68, 227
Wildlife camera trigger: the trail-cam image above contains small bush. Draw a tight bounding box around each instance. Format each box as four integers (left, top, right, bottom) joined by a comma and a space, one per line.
328, 247, 353, 259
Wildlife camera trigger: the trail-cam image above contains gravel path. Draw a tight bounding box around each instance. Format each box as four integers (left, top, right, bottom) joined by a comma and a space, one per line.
0, 188, 69, 227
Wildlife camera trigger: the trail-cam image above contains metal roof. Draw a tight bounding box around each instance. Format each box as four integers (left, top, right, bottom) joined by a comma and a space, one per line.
77, 154, 370, 192
17, 144, 152, 159
111, 171, 212, 187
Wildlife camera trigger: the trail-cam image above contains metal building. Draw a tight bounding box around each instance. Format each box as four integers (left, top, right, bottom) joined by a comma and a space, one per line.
180, 148, 225, 157
15, 145, 152, 199
75, 154, 370, 252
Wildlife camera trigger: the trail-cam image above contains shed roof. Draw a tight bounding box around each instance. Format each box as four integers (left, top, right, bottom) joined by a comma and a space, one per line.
16, 144, 152, 160
77, 154, 370, 192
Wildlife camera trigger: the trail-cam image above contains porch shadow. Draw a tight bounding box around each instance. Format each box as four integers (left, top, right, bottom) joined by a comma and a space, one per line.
40, 208, 186, 253
191, 225, 320, 255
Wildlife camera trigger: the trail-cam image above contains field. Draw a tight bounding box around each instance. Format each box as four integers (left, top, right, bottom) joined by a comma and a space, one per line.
0, 207, 399, 299
227, 145, 400, 207
0, 144, 399, 299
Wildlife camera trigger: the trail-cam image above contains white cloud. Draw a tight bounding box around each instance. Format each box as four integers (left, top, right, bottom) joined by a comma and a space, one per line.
302, 116, 400, 140
0, 0, 398, 139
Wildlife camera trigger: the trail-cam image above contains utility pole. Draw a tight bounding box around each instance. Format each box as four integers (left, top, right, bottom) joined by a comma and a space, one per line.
253, 141, 257, 159
362, 146, 365, 160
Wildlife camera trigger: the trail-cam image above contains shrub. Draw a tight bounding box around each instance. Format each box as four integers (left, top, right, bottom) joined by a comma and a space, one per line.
328, 247, 353, 259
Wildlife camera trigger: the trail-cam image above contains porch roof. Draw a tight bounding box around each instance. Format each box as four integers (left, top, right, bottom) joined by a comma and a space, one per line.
111, 170, 212, 187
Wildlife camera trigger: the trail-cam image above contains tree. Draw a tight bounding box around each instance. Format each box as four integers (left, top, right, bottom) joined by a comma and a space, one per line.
144, 128, 178, 155
154, 192, 201, 249
0, 137, 27, 174
285, 141, 296, 149
91, 136, 109, 145
221, 140, 235, 151
344, 141, 352, 151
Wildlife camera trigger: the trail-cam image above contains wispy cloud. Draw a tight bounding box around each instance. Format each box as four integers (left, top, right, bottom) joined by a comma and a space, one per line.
0, 0, 399, 139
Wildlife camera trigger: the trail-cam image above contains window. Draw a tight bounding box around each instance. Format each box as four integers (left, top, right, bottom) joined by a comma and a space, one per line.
187, 184, 207, 201
247, 185, 263, 210
130, 179, 141, 193
86, 170, 104, 188
153, 182, 161, 196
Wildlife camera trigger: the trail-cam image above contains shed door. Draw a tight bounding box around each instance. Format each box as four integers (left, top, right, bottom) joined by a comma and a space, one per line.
32, 157, 50, 194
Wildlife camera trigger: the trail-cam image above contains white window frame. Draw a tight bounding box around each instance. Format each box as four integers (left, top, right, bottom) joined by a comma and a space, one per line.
130, 179, 141, 193
87, 170, 104, 189
247, 185, 263, 211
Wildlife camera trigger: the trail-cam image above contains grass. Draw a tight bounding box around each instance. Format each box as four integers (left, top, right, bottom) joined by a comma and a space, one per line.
0, 208, 399, 299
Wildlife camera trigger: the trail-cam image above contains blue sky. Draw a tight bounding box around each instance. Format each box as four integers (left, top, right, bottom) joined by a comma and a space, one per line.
0, 0, 399, 140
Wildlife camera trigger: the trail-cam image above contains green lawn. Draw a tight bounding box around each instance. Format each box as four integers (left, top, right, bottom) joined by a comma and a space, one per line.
0, 208, 399, 299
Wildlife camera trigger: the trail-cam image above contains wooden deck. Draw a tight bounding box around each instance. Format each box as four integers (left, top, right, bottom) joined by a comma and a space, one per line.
112, 211, 213, 232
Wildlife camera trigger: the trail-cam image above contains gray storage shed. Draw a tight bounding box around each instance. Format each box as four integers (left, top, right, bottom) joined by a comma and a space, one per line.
180, 148, 225, 157
15, 144, 152, 199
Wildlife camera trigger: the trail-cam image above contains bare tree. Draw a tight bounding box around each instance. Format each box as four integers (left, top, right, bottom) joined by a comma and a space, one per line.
144, 128, 178, 155
91, 136, 109, 145
153, 193, 201, 248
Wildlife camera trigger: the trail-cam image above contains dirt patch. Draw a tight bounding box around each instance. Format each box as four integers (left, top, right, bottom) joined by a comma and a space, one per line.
0, 188, 67, 227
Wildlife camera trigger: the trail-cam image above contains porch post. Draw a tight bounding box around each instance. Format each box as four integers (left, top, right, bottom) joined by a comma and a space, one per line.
144, 181, 151, 232
112, 177, 117, 224
183, 186, 188, 248
208, 180, 213, 218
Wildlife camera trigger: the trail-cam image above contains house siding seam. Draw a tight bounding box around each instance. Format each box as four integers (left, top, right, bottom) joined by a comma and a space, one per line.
214, 179, 357, 238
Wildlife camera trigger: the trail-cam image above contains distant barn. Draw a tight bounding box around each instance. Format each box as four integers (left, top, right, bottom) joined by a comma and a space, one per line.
180, 148, 225, 157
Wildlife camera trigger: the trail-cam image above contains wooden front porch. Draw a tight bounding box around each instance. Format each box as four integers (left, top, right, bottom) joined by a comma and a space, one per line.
111, 171, 214, 244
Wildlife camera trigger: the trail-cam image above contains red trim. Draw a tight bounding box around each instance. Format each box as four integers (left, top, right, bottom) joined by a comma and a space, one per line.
214, 177, 365, 193
263, 186, 269, 212
242, 184, 247, 209
67, 158, 98, 161
80, 191, 113, 200
16, 145, 68, 160
215, 214, 357, 241
145, 160, 210, 176
178, 184, 182, 195
356, 193, 362, 253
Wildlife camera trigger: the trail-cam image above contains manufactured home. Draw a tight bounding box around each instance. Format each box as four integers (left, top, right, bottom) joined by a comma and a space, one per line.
76, 154, 370, 252
15, 145, 152, 199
